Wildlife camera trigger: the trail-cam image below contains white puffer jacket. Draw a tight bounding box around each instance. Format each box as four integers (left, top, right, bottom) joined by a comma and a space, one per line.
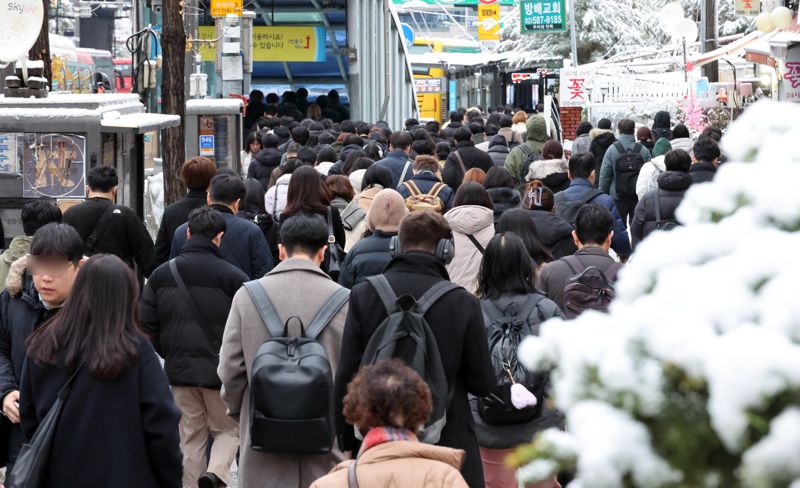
444, 205, 495, 294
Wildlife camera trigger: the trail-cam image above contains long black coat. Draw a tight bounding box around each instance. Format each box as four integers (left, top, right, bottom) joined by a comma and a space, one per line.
589, 131, 616, 187
337, 230, 394, 289
487, 187, 521, 221
153, 189, 208, 267
630, 171, 692, 246
142, 237, 247, 388
334, 252, 495, 488
690, 161, 717, 184
19, 335, 182, 488
442, 141, 495, 192
527, 210, 579, 259
248, 147, 283, 190
63, 197, 156, 277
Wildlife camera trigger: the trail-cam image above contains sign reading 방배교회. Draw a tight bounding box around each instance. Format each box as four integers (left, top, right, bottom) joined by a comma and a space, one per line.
520, 0, 567, 34
734, 0, 760, 16
253, 26, 327, 63
211, 0, 242, 17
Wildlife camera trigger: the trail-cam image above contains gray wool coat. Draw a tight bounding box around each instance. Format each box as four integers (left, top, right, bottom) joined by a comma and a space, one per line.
218, 258, 349, 488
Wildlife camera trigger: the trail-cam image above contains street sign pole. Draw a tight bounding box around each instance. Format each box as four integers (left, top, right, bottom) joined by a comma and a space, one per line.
569, 0, 578, 66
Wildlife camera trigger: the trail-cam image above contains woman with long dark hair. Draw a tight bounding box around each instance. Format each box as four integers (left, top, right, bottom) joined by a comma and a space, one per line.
19, 254, 182, 487
473, 233, 562, 488
240, 177, 280, 262
495, 209, 553, 269
283, 166, 346, 275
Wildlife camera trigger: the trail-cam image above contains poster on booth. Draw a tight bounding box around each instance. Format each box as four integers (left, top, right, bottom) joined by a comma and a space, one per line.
21, 134, 86, 199
520, 0, 567, 34
734, 0, 760, 16
781, 44, 800, 104
0, 133, 18, 174
559, 68, 593, 107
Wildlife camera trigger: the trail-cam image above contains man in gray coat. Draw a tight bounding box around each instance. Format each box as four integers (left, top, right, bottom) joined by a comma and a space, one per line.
218, 213, 349, 488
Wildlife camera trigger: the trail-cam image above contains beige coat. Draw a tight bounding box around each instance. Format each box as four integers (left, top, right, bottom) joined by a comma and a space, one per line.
310, 441, 467, 488
444, 205, 495, 295
218, 258, 349, 488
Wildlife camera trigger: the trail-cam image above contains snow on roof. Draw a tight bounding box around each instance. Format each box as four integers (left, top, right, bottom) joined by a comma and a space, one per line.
186, 98, 243, 114
407, 52, 508, 68
101, 113, 181, 134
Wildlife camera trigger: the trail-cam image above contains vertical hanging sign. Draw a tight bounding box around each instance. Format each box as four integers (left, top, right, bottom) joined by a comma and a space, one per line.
478, 4, 501, 41
520, 0, 567, 34
734, 0, 760, 16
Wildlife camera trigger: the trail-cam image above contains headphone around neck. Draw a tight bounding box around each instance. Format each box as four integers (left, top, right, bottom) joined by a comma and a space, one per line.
389, 235, 455, 265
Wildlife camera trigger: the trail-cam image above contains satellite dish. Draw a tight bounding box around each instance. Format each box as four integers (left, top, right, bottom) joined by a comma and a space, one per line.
673, 18, 698, 43
658, 3, 684, 32
0, 0, 44, 63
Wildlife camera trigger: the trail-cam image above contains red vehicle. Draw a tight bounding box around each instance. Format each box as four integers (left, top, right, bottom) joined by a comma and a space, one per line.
113, 58, 133, 93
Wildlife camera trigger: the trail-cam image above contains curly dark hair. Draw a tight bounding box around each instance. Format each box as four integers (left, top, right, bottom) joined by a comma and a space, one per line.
343, 359, 432, 432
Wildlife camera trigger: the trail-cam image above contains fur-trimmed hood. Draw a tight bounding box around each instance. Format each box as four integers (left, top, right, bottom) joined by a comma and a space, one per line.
526, 159, 568, 181
5, 255, 28, 296
590, 128, 614, 139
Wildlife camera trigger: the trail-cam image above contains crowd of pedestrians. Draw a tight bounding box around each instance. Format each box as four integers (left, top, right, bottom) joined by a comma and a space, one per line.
0, 93, 725, 488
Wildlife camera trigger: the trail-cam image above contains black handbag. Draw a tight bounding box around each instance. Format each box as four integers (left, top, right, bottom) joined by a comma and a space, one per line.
8, 366, 82, 488
325, 207, 346, 281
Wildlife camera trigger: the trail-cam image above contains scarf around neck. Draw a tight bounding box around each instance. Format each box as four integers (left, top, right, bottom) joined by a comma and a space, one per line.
360, 426, 416, 454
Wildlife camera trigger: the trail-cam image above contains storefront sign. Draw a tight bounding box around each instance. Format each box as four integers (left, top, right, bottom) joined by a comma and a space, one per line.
512, 72, 535, 83
210, 0, 242, 17
559, 68, 593, 107
520, 0, 567, 34
21, 134, 85, 199
781, 45, 800, 103
415, 78, 442, 93
734, 0, 760, 16
478, 4, 500, 41
253, 26, 326, 62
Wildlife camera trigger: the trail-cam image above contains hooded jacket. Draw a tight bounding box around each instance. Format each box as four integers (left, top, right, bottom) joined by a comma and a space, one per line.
636, 155, 667, 200
670, 137, 694, 154
0, 236, 31, 292
442, 141, 495, 192
154, 189, 209, 267
526, 159, 570, 193
599, 134, 653, 199
444, 205, 496, 294
589, 129, 616, 185
651, 111, 673, 141
264, 172, 291, 220
690, 161, 717, 184
248, 147, 283, 190
526, 210, 578, 259
310, 441, 468, 488
631, 171, 693, 246
505, 115, 548, 185
486, 187, 521, 221
486, 135, 511, 167
338, 230, 396, 290
571, 133, 592, 155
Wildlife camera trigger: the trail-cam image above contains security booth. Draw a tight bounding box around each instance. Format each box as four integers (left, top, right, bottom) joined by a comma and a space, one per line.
0, 93, 179, 247
184, 99, 244, 174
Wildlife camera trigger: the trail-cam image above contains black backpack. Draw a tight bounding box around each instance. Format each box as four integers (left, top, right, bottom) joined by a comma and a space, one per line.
361, 275, 458, 444
554, 188, 604, 227
518, 144, 543, 183
477, 295, 548, 425
654, 189, 679, 231
613, 142, 645, 199
562, 256, 623, 319
244, 281, 350, 454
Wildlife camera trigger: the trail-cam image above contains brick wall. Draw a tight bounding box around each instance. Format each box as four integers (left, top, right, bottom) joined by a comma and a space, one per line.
560, 106, 583, 141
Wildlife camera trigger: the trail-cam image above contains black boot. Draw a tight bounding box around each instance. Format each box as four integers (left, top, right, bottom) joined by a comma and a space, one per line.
198, 472, 226, 488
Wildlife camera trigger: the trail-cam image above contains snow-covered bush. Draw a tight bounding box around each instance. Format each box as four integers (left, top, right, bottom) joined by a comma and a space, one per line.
514, 101, 800, 488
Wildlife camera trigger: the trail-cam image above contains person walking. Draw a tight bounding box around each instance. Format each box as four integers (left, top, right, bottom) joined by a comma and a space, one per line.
19, 254, 182, 488
635, 138, 672, 200
442, 127, 494, 192
154, 156, 217, 267
338, 189, 408, 290
495, 209, 553, 271
599, 119, 652, 227
0, 223, 83, 475
483, 167, 521, 222
63, 165, 156, 277
690, 136, 721, 184
504, 114, 549, 188
375, 132, 414, 188
143, 208, 247, 488
521, 181, 578, 259
218, 213, 350, 488
588, 119, 616, 187
335, 211, 496, 488
571, 122, 593, 155
0, 199, 62, 291
249, 134, 283, 191
171, 173, 274, 280
311, 360, 469, 488
472, 233, 563, 488
397, 155, 455, 213
444, 183, 496, 295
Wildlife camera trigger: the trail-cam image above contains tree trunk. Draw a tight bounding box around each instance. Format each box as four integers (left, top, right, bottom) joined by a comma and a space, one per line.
160, 0, 187, 205
28, 0, 52, 87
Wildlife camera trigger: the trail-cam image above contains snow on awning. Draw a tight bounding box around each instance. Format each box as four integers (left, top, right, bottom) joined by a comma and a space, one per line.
769, 22, 800, 46
101, 113, 181, 134
408, 52, 508, 68
690, 31, 766, 67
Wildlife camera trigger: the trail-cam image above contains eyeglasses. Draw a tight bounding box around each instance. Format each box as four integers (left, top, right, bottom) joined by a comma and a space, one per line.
27, 256, 75, 278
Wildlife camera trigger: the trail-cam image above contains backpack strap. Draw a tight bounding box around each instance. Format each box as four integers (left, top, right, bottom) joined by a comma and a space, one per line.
85, 204, 117, 253
366, 275, 399, 315
429, 182, 446, 199
453, 151, 467, 174
632, 143, 642, 154
169, 260, 221, 348
347, 460, 359, 488
517, 294, 546, 325
613, 142, 626, 154
305, 288, 350, 340
397, 160, 412, 188
416, 281, 460, 316
482, 299, 506, 323
580, 188, 604, 205
562, 255, 585, 275
243, 281, 284, 338
466, 234, 485, 254
519, 144, 533, 157
404, 180, 422, 196
605, 262, 624, 282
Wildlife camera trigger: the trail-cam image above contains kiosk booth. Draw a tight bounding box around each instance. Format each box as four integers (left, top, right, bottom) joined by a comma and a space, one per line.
185, 99, 244, 173
0, 93, 180, 247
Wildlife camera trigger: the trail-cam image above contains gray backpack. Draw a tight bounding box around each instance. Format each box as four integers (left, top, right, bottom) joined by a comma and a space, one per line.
361, 275, 458, 444
244, 281, 350, 454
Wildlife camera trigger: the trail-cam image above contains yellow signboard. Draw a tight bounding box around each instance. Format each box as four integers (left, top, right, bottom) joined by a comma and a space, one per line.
211, 0, 242, 17
197, 26, 326, 63
478, 4, 501, 41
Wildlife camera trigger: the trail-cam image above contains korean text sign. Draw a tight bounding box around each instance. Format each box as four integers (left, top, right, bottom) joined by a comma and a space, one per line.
520, 0, 567, 34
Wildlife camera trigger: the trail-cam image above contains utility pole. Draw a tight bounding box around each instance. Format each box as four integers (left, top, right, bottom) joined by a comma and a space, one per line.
701, 0, 718, 82
568, 0, 578, 66
161, 0, 187, 204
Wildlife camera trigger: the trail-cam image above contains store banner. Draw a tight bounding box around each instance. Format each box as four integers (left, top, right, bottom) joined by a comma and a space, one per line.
559, 68, 593, 107
734, 0, 760, 16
